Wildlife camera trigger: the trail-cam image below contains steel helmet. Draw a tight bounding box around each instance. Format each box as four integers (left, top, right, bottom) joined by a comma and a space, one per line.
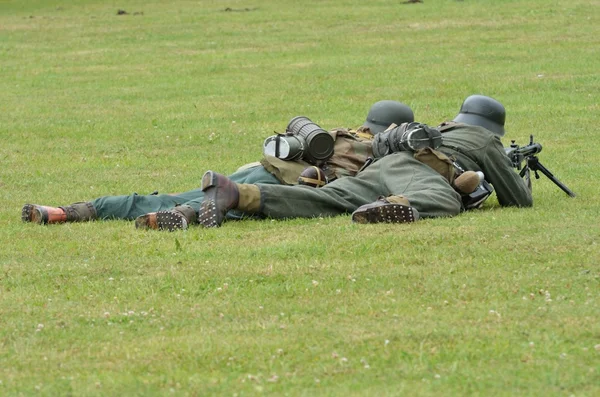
453, 95, 506, 136
363, 100, 415, 134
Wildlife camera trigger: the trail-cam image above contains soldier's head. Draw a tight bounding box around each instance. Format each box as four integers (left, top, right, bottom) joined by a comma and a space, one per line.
363, 100, 414, 134
453, 95, 506, 137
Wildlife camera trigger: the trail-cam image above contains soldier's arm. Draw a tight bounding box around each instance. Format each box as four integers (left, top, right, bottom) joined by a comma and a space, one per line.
481, 137, 533, 207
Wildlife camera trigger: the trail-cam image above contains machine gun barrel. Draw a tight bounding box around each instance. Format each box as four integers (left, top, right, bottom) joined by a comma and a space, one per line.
516, 142, 542, 157
505, 136, 542, 168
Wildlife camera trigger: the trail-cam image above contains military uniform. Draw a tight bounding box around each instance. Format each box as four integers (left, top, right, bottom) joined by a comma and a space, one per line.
91, 128, 374, 220
438, 122, 532, 207
256, 152, 462, 220
250, 123, 531, 221
92, 165, 280, 220
22, 99, 416, 228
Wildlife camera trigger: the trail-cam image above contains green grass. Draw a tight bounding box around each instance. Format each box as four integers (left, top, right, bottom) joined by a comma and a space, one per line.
1, 0, 599, 395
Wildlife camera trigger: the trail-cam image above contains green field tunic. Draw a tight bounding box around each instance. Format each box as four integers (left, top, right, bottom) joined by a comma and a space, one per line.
438, 123, 533, 207
255, 123, 533, 220
257, 152, 463, 219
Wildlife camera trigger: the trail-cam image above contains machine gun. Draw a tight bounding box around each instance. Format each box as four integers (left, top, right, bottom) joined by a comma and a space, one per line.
504, 135, 575, 197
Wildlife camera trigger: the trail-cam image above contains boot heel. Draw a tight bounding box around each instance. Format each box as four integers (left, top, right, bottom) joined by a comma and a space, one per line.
201, 171, 217, 191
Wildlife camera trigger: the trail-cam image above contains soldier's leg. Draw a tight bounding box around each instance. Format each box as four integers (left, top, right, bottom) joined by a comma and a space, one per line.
197, 153, 462, 227
22, 191, 196, 224
96, 166, 277, 221
351, 195, 420, 224
135, 204, 197, 232
255, 153, 417, 219
257, 180, 375, 219
22, 202, 97, 224
378, 153, 462, 218
92, 191, 200, 220
348, 152, 462, 223
181, 165, 280, 216
198, 163, 387, 225
21, 165, 281, 225
134, 165, 282, 230
198, 157, 402, 225
259, 153, 461, 220
22, 191, 200, 224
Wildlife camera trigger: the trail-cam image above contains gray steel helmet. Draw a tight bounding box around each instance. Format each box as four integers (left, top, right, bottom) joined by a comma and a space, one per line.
363, 100, 415, 134
453, 95, 506, 136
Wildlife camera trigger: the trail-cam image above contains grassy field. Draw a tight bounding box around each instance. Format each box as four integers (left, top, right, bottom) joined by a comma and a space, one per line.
1, 0, 599, 395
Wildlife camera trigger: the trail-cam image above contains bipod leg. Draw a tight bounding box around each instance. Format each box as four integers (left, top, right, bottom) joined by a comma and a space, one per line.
527, 157, 576, 197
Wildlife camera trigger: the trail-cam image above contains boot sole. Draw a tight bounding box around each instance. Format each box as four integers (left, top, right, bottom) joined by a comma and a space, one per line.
156, 211, 188, 231
21, 204, 47, 224
135, 212, 188, 231
199, 171, 222, 228
352, 203, 419, 224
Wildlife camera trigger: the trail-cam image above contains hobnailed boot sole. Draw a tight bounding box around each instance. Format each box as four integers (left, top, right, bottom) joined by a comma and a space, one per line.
135, 211, 188, 231
200, 171, 219, 227
199, 200, 220, 228
21, 204, 46, 224
199, 171, 239, 228
352, 203, 419, 224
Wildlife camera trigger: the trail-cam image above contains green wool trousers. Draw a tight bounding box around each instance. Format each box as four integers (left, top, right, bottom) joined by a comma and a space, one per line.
257, 152, 462, 219
92, 165, 280, 220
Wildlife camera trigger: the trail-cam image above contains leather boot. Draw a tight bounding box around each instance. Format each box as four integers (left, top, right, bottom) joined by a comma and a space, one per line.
22, 204, 67, 224
351, 195, 420, 224
199, 171, 239, 227
453, 171, 482, 194
198, 171, 262, 228
135, 204, 197, 232
22, 202, 97, 224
